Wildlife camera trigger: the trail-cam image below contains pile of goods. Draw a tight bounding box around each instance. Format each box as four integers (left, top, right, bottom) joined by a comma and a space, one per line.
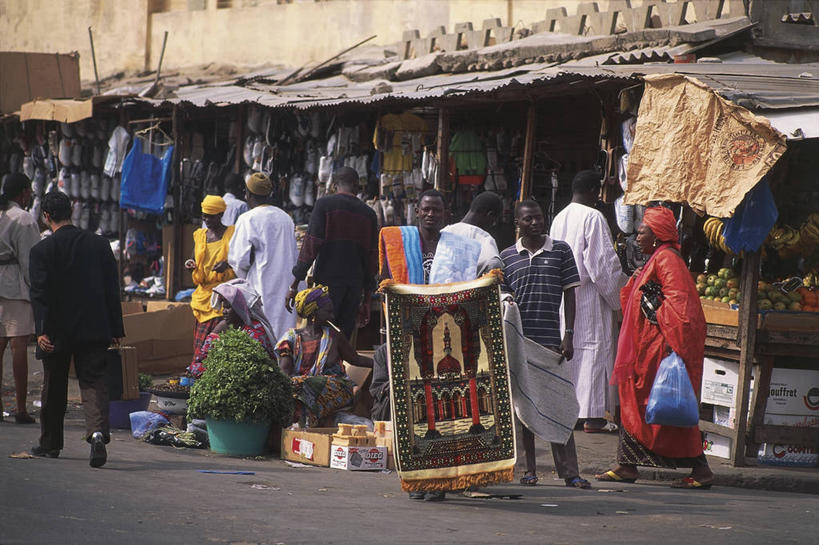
696, 268, 740, 304
703, 218, 733, 255
696, 269, 819, 313
767, 213, 819, 258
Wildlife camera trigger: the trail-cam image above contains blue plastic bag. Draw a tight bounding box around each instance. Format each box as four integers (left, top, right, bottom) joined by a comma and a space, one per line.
120, 139, 173, 216
645, 351, 699, 427
129, 410, 169, 439
723, 177, 778, 254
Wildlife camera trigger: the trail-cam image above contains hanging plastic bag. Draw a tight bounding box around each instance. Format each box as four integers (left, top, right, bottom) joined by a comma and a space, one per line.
723, 176, 778, 254
645, 351, 699, 427
120, 139, 173, 216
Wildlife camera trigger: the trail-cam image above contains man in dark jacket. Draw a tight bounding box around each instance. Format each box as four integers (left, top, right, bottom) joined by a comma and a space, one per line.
29, 191, 124, 467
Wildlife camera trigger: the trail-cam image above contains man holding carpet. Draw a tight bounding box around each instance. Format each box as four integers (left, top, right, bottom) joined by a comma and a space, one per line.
500, 199, 592, 489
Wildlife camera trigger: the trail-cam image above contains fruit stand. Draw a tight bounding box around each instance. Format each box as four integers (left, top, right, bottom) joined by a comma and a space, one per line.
692, 142, 819, 467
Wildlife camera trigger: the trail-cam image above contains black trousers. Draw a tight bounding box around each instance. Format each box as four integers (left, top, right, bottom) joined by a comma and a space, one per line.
39, 348, 110, 451
327, 284, 362, 341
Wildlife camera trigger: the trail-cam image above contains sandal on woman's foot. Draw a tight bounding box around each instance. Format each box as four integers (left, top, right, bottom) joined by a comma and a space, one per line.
594, 470, 637, 484
670, 476, 713, 489
520, 473, 538, 486
565, 476, 592, 489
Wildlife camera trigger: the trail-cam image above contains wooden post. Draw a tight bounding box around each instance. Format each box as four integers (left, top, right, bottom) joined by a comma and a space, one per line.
436, 107, 450, 192
731, 249, 761, 466
170, 104, 182, 301
519, 103, 537, 202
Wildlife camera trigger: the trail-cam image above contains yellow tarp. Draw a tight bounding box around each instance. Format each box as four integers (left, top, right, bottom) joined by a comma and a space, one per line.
625, 74, 787, 217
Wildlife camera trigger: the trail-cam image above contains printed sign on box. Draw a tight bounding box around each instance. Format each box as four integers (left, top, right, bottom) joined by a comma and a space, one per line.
330, 445, 388, 471
758, 443, 819, 468
702, 432, 732, 459
765, 369, 819, 416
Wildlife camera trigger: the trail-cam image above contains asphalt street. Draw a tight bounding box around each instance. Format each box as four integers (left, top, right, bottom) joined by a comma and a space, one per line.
1, 421, 817, 545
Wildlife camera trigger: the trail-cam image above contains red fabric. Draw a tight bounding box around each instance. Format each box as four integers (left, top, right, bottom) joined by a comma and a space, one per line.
642, 207, 680, 249
615, 246, 706, 458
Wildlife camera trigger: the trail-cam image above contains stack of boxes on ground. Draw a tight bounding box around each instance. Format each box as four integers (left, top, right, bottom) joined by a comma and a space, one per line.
701, 358, 819, 467
281, 422, 394, 471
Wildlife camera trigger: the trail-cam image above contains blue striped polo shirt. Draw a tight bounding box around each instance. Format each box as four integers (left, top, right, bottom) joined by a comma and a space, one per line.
500, 237, 581, 349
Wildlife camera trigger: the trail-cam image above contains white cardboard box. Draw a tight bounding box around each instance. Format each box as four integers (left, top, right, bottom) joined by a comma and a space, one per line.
765, 368, 819, 416
703, 432, 732, 459
763, 413, 819, 427
758, 443, 819, 467
329, 445, 388, 471
701, 358, 754, 408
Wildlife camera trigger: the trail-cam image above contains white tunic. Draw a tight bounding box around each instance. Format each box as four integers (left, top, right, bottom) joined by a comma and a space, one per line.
550, 202, 627, 419
440, 222, 502, 276
227, 204, 297, 340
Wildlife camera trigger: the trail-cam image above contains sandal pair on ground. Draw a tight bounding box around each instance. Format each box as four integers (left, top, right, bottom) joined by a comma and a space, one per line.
595, 469, 714, 489
520, 472, 592, 489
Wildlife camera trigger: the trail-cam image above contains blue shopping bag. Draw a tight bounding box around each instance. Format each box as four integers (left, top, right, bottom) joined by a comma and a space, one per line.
645, 351, 699, 427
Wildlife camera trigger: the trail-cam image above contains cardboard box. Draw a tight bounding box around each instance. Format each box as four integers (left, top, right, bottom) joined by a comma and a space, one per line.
701, 358, 754, 408
0, 52, 81, 114
280, 428, 336, 467
121, 301, 145, 316
702, 432, 732, 459
119, 346, 140, 401
765, 368, 819, 417
758, 443, 819, 467
330, 445, 388, 471
123, 303, 195, 375
763, 413, 819, 428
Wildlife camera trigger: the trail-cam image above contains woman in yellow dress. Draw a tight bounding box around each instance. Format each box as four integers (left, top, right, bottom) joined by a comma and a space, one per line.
186, 195, 236, 355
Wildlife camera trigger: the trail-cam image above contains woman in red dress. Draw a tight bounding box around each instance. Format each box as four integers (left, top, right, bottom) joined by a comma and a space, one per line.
596, 206, 714, 489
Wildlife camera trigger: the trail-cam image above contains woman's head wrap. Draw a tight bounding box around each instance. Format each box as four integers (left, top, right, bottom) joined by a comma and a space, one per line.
642, 206, 680, 249
201, 195, 226, 215
294, 285, 332, 318
211, 278, 278, 349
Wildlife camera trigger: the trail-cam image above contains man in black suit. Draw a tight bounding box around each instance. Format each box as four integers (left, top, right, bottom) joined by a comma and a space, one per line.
29, 191, 124, 468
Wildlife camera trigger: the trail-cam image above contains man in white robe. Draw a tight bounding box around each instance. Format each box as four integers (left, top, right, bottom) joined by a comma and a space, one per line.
441, 191, 503, 276
550, 170, 627, 432
227, 172, 296, 341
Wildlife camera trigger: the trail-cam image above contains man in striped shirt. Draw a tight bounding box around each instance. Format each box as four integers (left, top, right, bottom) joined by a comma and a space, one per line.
500, 199, 591, 489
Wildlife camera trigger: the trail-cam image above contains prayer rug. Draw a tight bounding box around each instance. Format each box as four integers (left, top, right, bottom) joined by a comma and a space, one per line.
381, 271, 516, 492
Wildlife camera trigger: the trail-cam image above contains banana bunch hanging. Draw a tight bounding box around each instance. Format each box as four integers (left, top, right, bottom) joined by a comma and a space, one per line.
799, 213, 819, 249
703, 217, 732, 254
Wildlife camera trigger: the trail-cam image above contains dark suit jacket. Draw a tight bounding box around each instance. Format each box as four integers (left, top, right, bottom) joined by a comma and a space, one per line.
29, 225, 124, 355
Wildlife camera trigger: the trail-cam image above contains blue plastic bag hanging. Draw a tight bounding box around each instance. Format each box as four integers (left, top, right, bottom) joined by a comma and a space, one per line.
120, 138, 174, 216
645, 351, 699, 427
723, 176, 778, 254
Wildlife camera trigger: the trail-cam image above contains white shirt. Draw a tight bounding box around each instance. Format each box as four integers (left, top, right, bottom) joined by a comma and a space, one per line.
222, 192, 248, 226
441, 222, 502, 276
0, 202, 41, 301
227, 204, 297, 340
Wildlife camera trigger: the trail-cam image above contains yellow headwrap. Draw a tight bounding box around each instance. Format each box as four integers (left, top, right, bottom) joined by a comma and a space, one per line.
246, 171, 273, 196
294, 285, 331, 318
201, 195, 226, 215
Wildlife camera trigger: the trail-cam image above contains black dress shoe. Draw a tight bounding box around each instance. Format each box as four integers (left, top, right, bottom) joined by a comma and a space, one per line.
89, 431, 107, 468
408, 491, 425, 500
424, 491, 446, 501
30, 446, 60, 458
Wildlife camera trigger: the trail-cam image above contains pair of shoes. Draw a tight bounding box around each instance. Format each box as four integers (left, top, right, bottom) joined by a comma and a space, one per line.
30, 445, 60, 458
670, 476, 713, 489
595, 469, 637, 483
582, 418, 607, 433
520, 473, 538, 486
89, 431, 107, 468
565, 476, 593, 489
15, 412, 35, 424
424, 491, 446, 502
408, 491, 425, 500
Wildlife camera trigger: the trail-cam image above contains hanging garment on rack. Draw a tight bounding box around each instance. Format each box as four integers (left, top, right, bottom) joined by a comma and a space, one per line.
449, 130, 486, 186
104, 127, 131, 177
373, 113, 428, 173
120, 139, 174, 216
484, 147, 507, 192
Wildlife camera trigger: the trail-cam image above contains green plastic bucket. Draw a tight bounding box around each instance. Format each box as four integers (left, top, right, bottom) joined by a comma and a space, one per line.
205, 418, 270, 457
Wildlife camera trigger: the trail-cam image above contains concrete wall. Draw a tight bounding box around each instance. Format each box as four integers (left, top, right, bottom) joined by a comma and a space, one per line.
0, 0, 619, 81
0, 0, 149, 81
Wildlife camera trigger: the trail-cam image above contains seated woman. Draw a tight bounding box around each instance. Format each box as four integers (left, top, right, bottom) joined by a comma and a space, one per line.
275, 285, 372, 428
188, 278, 277, 377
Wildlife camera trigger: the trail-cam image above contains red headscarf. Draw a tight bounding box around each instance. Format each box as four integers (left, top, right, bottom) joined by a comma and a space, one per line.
642, 206, 680, 250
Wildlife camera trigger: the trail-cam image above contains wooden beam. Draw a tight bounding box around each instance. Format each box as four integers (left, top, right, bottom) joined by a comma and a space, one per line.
731, 250, 761, 466
171, 104, 182, 301
746, 355, 774, 457
519, 103, 537, 202
436, 107, 450, 192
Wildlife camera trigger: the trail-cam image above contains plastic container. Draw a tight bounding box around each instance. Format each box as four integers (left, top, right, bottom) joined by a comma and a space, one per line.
206, 418, 270, 457
108, 392, 152, 429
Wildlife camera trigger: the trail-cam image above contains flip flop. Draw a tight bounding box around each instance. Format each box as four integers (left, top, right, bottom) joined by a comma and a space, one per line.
595, 470, 637, 484
670, 477, 713, 489
565, 476, 592, 489
520, 473, 538, 486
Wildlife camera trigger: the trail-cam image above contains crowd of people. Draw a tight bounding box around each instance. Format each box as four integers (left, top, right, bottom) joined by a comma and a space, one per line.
1, 166, 712, 491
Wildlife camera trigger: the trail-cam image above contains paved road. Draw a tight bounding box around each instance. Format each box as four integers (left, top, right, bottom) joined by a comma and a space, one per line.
1, 422, 816, 545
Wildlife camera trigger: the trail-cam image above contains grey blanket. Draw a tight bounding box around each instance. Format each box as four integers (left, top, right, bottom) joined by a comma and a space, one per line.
503, 303, 579, 445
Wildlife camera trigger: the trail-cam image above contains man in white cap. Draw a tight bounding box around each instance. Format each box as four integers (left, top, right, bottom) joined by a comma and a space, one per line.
228, 172, 297, 340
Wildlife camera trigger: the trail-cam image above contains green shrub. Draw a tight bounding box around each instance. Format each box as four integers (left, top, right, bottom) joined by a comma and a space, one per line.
187, 327, 293, 426
138, 373, 153, 392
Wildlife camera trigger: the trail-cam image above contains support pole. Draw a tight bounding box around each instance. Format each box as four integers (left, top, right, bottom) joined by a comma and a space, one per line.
88, 27, 101, 95
170, 104, 182, 301
436, 107, 450, 192
519, 103, 537, 202
732, 249, 761, 466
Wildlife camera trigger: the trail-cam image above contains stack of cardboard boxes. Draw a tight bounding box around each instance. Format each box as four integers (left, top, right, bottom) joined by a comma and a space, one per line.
329, 424, 388, 471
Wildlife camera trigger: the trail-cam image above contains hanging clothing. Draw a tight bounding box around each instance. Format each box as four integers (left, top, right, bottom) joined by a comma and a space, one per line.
120, 139, 173, 216
440, 222, 502, 276
103, 126, 131, 178
227, 205, 297, 341
190, 226, 236, 324
373, 113, 428, 173
221, 192, 249, 226
550, 203, 627, 419
449, 130, 486, 186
